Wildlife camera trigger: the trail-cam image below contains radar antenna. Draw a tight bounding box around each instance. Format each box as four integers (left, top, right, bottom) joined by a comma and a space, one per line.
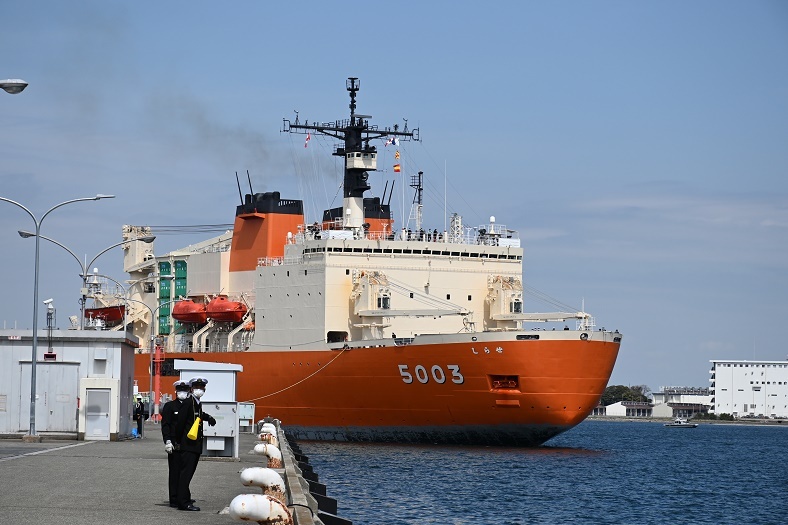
282, 77, 420, 231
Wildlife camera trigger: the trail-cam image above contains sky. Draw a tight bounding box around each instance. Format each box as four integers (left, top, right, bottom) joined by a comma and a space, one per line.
1, 1, 786, 393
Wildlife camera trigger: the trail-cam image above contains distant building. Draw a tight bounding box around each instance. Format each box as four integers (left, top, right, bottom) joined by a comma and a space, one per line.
710, 360, 788, 418
605, 400, 653, 418
652, 386, 712, 418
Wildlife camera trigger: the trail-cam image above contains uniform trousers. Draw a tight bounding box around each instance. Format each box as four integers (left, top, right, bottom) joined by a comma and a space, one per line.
177, 450, 201, 508
167, 451, 181, 505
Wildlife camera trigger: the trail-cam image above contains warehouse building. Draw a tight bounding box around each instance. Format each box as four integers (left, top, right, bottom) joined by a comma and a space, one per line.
0, 329, 137, 440
710, 360, 788, 418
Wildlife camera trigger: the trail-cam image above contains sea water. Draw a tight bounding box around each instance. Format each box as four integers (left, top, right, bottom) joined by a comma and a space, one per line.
298, 420, 788, 525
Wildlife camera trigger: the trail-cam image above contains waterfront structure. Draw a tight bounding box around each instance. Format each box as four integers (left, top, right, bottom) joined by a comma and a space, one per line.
651, 386, 711, 418
604, 401, 654, 418
710, 360, 788, 418
0, 330, 136, 439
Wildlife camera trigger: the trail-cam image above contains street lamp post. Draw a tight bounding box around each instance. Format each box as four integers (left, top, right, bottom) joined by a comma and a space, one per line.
82, 271, 167, 332
1, 194, 114, 439
18, 231, 156, 329
123, 296, 175, 436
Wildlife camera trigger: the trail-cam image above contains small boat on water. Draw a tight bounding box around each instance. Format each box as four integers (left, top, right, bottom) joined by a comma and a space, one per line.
206, 296, 248, 323
664, 417, 698, 428
172, 299, 208, 324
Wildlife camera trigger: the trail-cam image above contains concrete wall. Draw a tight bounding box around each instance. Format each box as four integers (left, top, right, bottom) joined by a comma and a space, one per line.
0, 329, 137, 439
652, 403, 673, 418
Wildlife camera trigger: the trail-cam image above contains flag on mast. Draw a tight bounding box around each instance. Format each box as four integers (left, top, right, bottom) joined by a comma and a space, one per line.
304, 133, 311, 148
395, 150, 400, 159
393, 164, 401, 173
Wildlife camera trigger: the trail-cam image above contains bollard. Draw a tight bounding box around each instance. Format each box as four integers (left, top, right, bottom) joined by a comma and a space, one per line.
229, 494, 293, 525
253, 443, 283, 468
259, 431, 279, 448
240, 467, 286, 504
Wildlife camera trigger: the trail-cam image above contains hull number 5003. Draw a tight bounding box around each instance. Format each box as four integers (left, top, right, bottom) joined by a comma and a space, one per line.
398, 364, 464, 385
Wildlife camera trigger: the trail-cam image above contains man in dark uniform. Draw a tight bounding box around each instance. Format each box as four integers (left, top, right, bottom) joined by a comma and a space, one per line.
173, 377, 216, 511
161, 380, 190, 509
133, 397, 145, 438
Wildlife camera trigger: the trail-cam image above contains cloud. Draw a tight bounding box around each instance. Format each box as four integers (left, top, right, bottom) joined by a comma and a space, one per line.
544, 189, 788, 268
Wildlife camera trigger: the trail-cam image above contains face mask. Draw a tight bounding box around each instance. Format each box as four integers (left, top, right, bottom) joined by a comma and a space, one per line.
176, 391, 189, 400
192, 389, 205, 399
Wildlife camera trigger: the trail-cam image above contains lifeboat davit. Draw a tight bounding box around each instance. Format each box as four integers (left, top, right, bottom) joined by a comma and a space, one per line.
206, 296, 247, 323
84, 305, 125, 323
172, 300, 208, 324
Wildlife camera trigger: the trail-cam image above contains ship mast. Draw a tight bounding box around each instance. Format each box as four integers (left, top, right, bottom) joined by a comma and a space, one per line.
409, 170, 424, 232
282, 77, 419, 233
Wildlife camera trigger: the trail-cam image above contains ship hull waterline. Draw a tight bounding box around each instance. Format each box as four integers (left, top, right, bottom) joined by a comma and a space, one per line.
135, 337, 620, 446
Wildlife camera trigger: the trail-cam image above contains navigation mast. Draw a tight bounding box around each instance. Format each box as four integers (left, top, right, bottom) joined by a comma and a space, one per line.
282, 77, 419, 233
409, 170, 424, 232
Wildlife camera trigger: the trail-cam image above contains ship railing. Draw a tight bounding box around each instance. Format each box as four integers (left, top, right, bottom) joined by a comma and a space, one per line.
292, 221, 521, 247
294, 225, 510, 246
258, 255, 304, 267
474, 223, 520, 247
196, 241, 232, 254
259, 257, 285, 266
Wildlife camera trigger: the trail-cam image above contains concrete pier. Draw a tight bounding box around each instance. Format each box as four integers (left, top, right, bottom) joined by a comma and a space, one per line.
0, 421, 350, 525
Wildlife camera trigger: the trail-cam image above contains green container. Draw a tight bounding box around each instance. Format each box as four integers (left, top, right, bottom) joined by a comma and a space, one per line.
174, 260, 187, 278
175, 279, 187, 297
158, 299, 171, 335
159, 279, 171, 299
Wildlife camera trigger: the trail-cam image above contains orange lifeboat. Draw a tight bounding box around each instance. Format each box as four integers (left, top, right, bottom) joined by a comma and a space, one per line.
206, 296, 247, 323
172, 300, 208, 324
84, 305, 125, 323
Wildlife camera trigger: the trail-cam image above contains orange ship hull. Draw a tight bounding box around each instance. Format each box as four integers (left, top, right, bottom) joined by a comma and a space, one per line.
135, 337, 619, 446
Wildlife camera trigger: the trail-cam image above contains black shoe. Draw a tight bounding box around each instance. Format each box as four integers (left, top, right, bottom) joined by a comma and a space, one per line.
169, 503, 178, 508
178, 505, 200, 511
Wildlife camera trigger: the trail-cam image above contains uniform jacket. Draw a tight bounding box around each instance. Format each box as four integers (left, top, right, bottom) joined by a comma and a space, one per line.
172, 396, 213, 453
160, 398, 185, 444
133, 401, 146, 421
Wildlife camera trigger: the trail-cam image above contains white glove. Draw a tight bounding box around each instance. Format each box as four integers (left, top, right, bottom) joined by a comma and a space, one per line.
164, 440, 174, 454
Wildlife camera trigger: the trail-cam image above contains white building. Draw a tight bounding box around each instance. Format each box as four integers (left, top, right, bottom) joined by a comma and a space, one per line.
604, 401, 653, 418
710, 360, 788, 418
652, 386, 712, 418
0, 329, 137, 440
